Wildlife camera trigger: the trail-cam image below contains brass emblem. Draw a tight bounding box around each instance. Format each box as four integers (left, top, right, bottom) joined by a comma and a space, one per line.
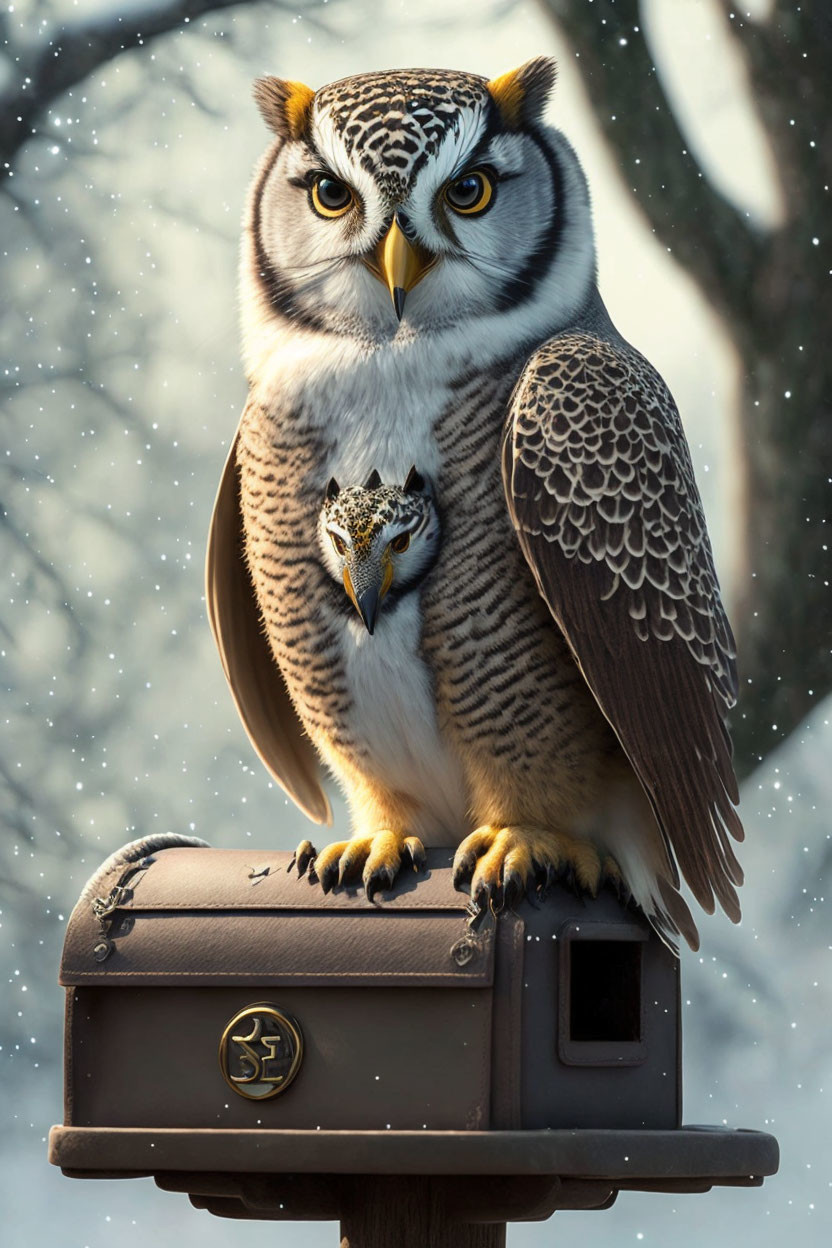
218, 1003, 303, 1100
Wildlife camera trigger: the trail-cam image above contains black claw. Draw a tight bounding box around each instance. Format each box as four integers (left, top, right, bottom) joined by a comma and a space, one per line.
364, 867, 395, 903
528, 861, 547, 904
606, 872, 625, 902
453, 853, 476, 890
472, 882, 489, 913
407, 842, 427, 873
290, 840, 316, 878
536, 862, 557, 902
337, 859, 353, 887
610, 873, 633, 908
318, 863, 338, 894
503, 870, 523, 910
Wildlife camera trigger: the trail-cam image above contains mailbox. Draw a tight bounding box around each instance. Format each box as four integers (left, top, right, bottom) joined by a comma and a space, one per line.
49, 833, 778, 1232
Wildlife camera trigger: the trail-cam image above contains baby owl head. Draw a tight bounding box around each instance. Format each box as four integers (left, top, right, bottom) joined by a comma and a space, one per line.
319, 467, 439, 634
246, 59, 594, 339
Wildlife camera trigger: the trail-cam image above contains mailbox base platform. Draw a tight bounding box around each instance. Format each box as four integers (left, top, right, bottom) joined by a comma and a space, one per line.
49, 1125, 778, 1223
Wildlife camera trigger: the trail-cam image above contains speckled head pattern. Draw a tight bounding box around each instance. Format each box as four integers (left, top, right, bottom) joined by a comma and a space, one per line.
319, 471, 440, 617
314, 69, 492, 199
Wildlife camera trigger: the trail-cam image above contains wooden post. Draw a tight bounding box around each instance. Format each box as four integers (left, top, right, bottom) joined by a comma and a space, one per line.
339, 1177, 506, 1248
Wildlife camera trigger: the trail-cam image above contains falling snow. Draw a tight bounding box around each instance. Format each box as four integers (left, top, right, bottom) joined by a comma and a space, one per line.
0, 1, 828, 1246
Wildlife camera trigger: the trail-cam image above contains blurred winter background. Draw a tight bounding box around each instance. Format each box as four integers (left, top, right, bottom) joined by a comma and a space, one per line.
1, 0, 829, 1244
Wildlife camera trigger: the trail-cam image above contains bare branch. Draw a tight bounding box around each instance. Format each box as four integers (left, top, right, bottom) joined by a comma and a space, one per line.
0, 756, 74, 848
0, 0, 263, 170
716, 0, 832, 233
539, 0, 766, 324
1, 507, 86, 649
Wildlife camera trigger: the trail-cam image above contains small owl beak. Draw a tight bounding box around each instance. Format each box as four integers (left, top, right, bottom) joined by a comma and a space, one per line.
366, 214, 436, 320
356, 585, 381, 636
343, 559, 394, 635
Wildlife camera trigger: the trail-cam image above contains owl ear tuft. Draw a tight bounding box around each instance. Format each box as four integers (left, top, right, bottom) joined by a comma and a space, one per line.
325, 477, 340, 501
403, 466, 425, 494
487, 57, 557, 129
253, 76, 315, 141
364, 468, 382, 490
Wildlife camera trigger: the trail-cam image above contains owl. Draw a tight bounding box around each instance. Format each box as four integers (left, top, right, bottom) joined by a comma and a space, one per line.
206, 58, 743, 951
319, 466, 439, 636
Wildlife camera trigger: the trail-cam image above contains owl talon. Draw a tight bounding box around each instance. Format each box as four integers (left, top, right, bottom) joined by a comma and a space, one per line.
290, 839, 317, 878
301, 830, 425, 899
318, 862, 338, 894
562, 864, 579, 897
452, 854, 476, 891
454, 824, 611, 909
404, 836, 427, 872
364, 864, 396, 903
503, 869, 524, 909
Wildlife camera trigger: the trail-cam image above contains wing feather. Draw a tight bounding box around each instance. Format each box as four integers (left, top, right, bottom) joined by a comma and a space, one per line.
205, 433, 331, 825
503, 332, 742, 923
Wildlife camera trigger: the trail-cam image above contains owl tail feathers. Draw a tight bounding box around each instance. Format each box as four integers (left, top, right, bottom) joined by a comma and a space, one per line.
595, 778, 701, 955
612, 838, 701, 955
617, 865, 699, 956
654, 878, 700, 955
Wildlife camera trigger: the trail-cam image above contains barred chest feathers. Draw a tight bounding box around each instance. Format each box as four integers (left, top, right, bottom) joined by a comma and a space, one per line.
240, 332, 509, 841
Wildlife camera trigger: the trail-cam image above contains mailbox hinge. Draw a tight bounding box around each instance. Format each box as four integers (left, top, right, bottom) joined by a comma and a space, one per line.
90, 855, 154, 963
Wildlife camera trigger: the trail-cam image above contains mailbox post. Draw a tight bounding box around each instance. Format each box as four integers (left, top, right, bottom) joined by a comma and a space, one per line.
49, 834, 778, 1243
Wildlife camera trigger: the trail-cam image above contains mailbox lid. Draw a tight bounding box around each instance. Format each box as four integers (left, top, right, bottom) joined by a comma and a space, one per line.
60, 841, 494, 989
60, 840, 496, 1132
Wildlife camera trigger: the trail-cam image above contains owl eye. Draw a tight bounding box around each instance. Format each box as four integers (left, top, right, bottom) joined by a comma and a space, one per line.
311, 175, 354, 219
444, 170, 494, 216
330, 531, 348, 556
390, 532, 411, 554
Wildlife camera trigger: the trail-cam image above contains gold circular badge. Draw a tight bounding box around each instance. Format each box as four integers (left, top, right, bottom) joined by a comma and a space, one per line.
218, 1003, 303, 1101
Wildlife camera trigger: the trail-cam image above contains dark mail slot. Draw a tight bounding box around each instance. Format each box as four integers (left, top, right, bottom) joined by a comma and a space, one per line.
570, 938, 642, 1043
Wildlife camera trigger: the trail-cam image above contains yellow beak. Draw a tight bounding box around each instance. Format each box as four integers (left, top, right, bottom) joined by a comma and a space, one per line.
365, 215, 436, 320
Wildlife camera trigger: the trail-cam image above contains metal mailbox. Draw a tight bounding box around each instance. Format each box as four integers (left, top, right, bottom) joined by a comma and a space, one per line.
49, 834, 777, 1228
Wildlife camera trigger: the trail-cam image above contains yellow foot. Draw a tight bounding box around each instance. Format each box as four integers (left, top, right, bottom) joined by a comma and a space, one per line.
452, 825, 620, 915
290, 831, 426, 901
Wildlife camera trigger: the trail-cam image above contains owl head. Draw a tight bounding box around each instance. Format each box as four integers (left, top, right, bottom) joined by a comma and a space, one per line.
245, 60, 595, 341
319, 467, 439, 634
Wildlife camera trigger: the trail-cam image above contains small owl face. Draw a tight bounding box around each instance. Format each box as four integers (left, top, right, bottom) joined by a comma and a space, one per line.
252, 61, 570, 335
319, 468, 439, 633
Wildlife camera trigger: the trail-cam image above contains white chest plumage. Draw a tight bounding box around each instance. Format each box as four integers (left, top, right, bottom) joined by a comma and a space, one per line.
250, 323, 457, 481
334, 601, 468, 843
250, 326, 477, 838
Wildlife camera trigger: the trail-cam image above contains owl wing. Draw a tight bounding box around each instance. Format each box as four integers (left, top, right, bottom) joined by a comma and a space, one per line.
502, 332, 743, 922
205, 433, 332, 825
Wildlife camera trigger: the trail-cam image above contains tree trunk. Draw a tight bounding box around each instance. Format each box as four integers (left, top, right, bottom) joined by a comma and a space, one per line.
538, 0, 832, 777
730, 236, 832, 770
